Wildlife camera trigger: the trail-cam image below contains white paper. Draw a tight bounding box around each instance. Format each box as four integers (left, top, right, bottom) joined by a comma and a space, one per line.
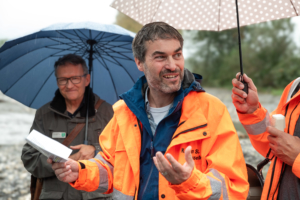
271, 114, 285, 131
26, 129, 72, 163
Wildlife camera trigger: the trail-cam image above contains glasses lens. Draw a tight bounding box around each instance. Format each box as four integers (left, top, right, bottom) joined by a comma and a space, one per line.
71, 76, 81, 84
57, 78, 67, 85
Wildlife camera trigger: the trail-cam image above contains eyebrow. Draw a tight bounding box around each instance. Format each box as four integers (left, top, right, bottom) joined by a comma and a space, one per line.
152, 47, 182, 57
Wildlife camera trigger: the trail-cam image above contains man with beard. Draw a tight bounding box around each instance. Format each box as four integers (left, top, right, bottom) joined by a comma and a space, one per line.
49, 22, 249, 200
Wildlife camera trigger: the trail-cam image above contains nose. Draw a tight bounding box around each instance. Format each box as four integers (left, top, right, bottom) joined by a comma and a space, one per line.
66, 79, 74, 88
165, 57, 176, 71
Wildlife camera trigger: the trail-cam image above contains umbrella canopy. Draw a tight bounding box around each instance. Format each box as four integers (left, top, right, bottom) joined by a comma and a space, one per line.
111, 0, 300, 31
0, 22, 143, 109
111, 0, 300, 92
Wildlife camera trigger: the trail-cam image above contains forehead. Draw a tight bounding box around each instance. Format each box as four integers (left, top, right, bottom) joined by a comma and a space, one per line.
145, 39, 182, 56
56, 63, 84, 76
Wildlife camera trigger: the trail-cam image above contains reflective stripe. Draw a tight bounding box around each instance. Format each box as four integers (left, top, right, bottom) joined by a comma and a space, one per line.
207, 175, 222, 200
209, 169, 229, 200
89, 159, 109, 193
242, 112, 270, 135
94, 153, 114, 176
113, 187, 134, 200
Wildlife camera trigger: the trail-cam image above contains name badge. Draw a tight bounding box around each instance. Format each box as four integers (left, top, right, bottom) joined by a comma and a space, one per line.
52, 132, 66, 138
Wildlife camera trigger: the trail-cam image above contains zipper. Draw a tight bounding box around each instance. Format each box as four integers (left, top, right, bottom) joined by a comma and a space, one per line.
138, 162, 154, 200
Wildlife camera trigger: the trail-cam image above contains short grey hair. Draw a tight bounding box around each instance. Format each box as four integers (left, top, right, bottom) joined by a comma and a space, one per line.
132, 22, 184, 63
54, 54, 88, 77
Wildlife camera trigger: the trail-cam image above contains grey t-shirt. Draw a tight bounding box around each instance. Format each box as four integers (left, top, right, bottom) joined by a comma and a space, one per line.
145, 87, 172, 135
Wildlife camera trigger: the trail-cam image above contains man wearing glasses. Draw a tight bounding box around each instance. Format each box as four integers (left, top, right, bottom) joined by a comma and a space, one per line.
21, 54, 113, 200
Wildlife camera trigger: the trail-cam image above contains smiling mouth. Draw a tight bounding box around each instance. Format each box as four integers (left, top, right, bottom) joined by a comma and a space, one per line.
163, 75, 178, 79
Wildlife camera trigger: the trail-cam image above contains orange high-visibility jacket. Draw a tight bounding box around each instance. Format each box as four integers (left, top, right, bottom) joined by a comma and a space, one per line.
71, 91, 249, 200
238, 78, 300, 200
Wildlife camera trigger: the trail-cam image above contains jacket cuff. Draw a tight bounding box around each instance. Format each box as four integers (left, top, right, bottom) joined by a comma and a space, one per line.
69, 160, 99, 191
237, 103, 267, 124
169, 167, 202, 193
69, 161, 84, 187
292, 153, 300, 178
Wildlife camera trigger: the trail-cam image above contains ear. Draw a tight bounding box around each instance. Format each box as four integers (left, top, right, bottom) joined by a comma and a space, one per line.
135, 57, 144, 72
85, 74, 91, 86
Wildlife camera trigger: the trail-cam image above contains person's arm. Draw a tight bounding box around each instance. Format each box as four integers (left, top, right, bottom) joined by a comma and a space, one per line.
21, 109, 55, 178
154, 98, 249, 199
67, 114, 118, 194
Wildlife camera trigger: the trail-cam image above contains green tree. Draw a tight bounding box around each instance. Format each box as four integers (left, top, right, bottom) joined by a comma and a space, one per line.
185, 19, 300, 89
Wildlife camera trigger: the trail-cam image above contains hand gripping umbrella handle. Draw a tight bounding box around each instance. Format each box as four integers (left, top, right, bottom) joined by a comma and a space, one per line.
239, 74, 248, 94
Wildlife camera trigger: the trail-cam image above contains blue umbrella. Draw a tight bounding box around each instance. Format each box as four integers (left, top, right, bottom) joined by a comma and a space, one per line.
0, 22, 143, 109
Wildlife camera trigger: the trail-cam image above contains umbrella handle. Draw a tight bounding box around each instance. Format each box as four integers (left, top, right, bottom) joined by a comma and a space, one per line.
239, 74, 248, 94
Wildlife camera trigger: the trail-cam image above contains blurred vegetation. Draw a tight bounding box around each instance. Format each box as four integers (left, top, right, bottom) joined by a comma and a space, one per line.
115, 12, 143, 33
185, 19, 300, 90
0, 39, 7, 48
114, 12, 300, 91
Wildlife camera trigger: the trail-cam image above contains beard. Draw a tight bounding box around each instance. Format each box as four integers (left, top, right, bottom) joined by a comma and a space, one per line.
144, 64, 184, 94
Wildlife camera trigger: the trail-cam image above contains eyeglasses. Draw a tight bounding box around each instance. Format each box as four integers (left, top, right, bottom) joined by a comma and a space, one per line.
57, 74, 87, 85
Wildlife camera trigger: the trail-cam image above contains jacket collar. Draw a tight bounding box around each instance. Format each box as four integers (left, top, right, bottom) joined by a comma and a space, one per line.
50, 86, 96, 117
119, 69, 205, 134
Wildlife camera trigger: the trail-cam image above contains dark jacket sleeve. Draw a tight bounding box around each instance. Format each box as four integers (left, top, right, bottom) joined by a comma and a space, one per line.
21, 108, 55, 178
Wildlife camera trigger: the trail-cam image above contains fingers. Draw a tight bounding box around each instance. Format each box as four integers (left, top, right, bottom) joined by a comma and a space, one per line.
235, 73, 257, 91
70, 145, 82, 150
231, 90, 247, 103
166, 153, 182, 172
267, 126, 281, 137
184, 146, 194, 168
47, 158, 53, 164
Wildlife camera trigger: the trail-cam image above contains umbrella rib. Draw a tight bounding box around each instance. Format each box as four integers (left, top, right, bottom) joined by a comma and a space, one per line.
77, 30, 90, 40
59, 29, 90, 42
99, 44, 132, 51
29, 70, 55, 107
0, 43, 80, 71
99, 44, 135, 61
94, 32, 105, 40
94, 45, 133, 61
55, 30, 86, 40
3, 49, 66, 93
94, 49, 135, 83
94, 56, 119, 100
100, 34, 122, 41
97, 41, 132, 50
290, 0, 299, 16
218, 0, 221, 31
56, 30, 88, 49
150, 0, 162, 22
46, 37, 86, 50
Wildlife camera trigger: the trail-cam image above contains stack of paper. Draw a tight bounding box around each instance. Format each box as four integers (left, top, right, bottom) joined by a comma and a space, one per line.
26, 130, 72, 163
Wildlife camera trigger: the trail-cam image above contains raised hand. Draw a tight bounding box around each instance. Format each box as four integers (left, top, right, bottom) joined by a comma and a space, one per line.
232, 73, 259, 114
153, 146, 194, 185
69, 144, 96, 161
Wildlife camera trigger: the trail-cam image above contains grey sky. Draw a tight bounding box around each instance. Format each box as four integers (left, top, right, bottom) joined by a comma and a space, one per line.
0, 0, 117, 40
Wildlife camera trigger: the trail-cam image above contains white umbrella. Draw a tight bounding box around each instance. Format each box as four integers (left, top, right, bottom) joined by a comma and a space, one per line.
111, 0, 300, 92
